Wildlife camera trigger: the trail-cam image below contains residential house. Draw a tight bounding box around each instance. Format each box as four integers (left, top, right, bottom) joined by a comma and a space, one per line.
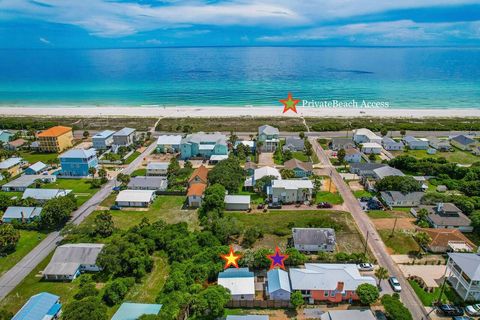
473, 146, 480, 156
146, 162, 169, 176
235, 140, 256, 153
2, 174, 56, 192
413, 176, 429, 191
2, 206, 43, 223
361, 142, 382, 154
0, 130, 12, 143
92, 130, 115, 150
37, 126, 73, 153
25, 161, 48, 175
244, 162, 258, 176
330, 137, 355, 151
382, 137, 404, 151
283, 159, 313, 177
412, 203, 472, 232
245, 166, 282, 189
224, 195, 251, 211
446, 253, 480, 301
319, 310, 376, 320
258, 125, 280, 152
209, 155, 229, 164
156, 135, 182, 153
218, 268, 255, 301
292, 228, 336, 252
403, 136, 429, 150
189, 165, 208, 186
180, 132, 228, 160
127, 176, 168, 191
450, 135, 477, 151
187, 165, 208, 207
59, 148, 98, 177
420, 228, 475, 253
344, 148, 362, 163
112, 303, 162, 320
12, 292, 62, 320
349, 163, 386, 177
0, 157, 23, 177
283, 137, 305, 152
22, 188, 71, 202
6, 138, 27, 151
267, 269, 291, 301
289, 263, 376, 304
380, 191, 424, 207
372, 166, 405, 180
227, 316, 268, 320
268, 179, 313, 204
428, 137, 451, 151
115, 190, 156, 207
113, 127, 136, 147
43, 243, 104, 281
353, 128, 382, 144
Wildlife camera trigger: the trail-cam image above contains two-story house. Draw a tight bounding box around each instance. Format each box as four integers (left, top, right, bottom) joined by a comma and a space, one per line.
113, 127, 136, 147
92, 130, 115, 150
353, 128, 382, 144
446, 253, 480, 301
258, 125, 280, 152
268, 179, 313, 204
59, 148, 98, 177
180, 132, 228, 160
187, 165, 208, 207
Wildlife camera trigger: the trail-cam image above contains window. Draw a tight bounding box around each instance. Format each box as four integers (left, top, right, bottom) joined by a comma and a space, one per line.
324, 292, 329, 297
330, 291, 335, 297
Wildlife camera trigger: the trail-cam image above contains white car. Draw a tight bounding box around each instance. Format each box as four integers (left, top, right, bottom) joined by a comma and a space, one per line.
357, 263, 374, 271
389, 277, 402, 292
465, 304, 480, 316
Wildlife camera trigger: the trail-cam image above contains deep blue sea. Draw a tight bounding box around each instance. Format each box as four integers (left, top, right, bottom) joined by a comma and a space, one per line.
0, 46, 479, 108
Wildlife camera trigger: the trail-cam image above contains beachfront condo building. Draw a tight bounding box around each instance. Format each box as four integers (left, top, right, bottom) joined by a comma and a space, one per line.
59, 148, 98, 177
37, 126, 73, 153
180, 132, 228, 160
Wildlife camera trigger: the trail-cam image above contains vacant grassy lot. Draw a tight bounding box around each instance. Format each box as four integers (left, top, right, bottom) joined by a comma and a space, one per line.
130, 168, 147, 177
225, 210, 365, 253
0, 230, 47, 277
124, 151, 141, 164
43, 178, 99, 205
18, 151, 58, 164
378, 230, 420, 254
367, 208, 412, 219
392, 148, 479, 165
353, 190, 375, 198
315, 191, 343, 204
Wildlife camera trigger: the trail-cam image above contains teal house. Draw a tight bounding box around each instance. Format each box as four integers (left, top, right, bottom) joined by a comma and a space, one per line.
283, 159, 313, 178
180, 132, 228, 160
0, 130, 13, 143
59, 148, 98, 177
112, 303, 162, 320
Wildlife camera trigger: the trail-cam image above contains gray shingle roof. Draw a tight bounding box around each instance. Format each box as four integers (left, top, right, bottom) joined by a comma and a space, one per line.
258, 125, 279, 136
292, 228, 336, 246
451, 134, 475, 146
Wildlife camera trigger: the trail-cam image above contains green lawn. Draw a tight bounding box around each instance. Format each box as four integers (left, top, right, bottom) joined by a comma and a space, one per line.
124, 151, 141, 164
315, 191, 344, 204
0, 230, 47, 277
378, 230, 420, 254
130, 168, 147, 177
392, 148, 479, 165
409, 280, 447, 306
292, 151, 309, 162
353, 190, 375, 198
43, 178, 99, 205
367, 208, 412, 219
18, 151, 58, 164
236, 190, 265, 205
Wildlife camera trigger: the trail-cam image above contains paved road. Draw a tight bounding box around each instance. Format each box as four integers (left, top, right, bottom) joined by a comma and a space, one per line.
0, 142, 156, 301
309, 137, 429, 319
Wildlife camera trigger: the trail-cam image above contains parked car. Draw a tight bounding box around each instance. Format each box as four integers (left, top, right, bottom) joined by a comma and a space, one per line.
268, 203, 282, 209
453, 316, 474, 320
110, 205, 121, 210
437, 304, 464, 317
357, 263, 374, 271
374, 310, 387, 320
388, 277, 402, 292
465, 304, 480, 316
317, 202, 333, 208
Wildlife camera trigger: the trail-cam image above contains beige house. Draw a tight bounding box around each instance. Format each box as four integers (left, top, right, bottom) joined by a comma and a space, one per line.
268, 179, 313, 204
37, 126, 73, 152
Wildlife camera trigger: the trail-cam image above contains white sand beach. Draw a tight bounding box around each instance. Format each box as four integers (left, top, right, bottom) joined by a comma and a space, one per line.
0, 105, 479, 118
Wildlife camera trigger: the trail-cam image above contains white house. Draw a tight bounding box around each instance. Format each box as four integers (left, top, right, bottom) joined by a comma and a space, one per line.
224, 195, 251, 211
218, 268, 255, 301
446, 253, 480, 301
353, 128, 382, 144
269, 179, 313, 204
22, 188, 71, 202
361, 142, 382, 154
156, 135, 182, 153
382, 137, 404, 151
344, 148, 362, 163
92, 130, 115, 150
380, 191, 424, 207
267, 269, 291, 301
372, 166, 405, 180
115, 190, 156, 207
403, 136, 429, 150
146, 162, 169, 176
258, 125, 280, 152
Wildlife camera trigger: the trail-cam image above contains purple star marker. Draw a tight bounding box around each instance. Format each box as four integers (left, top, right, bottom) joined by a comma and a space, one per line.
267, 246, 289, 270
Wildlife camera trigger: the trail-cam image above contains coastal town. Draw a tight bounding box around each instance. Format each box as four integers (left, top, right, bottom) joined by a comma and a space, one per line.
0, 117, 480, 320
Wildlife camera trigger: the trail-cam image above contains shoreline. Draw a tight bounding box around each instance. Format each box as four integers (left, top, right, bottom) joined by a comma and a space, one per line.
0, 106, 480, 118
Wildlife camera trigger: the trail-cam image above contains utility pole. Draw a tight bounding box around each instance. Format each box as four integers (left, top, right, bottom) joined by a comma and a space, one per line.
364, 231, 369, 255
391, 217, 398, 237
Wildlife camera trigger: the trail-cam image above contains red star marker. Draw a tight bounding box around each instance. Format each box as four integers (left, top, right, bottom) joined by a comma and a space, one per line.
267, 246, 289, 270
279, 92, 300, 114
221, 246, 242, 269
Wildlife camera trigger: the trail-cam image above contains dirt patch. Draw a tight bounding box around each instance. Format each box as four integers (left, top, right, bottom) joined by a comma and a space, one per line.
348, 180, 363, 191
321, 178, 337, 193
258, 152, 275, 166
373, 218, 416, 230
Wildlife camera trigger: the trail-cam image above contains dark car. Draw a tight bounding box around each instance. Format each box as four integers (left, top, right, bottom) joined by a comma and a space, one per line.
374, 310, 388, 320
268, 203, 282, 209
437, 304, 464, 317
110, 205, 121, 210
317, 202, 333, 208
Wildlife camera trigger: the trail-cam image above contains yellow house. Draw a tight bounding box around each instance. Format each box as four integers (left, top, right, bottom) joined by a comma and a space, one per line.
0, 157, 23, 178
37, 126, 73, 153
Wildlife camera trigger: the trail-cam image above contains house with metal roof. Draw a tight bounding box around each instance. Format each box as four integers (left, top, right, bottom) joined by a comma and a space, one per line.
224, 195, 251, 211
218, 268, 255, 301
258, 125, 280, 152
115, 190, 156, 207
450, 134, 477, 151
349, 163, 386, 177
269, 179, 313, 204
0, 130, 12, 143
412, 203, 472, 232
43, 243, 104, 281
283, 137, 305, 152
403, 136, 429, 150
0, 157, 23, 177
382, 137, 404, 151
372, 165, 405, 180
267, 269, 291, 301
2, 206, 43, 223
113, 127, 136, 147
292, 228, 336, 252
330, 137, 355, 151
22, 188, 71, 202
428, 137, 451, 151
319, 310, 376, 320
344, 148, 362, 163
2, 174, 56, 192
252, 166, 281, 183
146, 162, 169, 176
12, 292, 62, 320
283, 159, 313, 177
353, 128, 382, 144
289, 263, 376, 304
25, 161, 48, 175
59, 148, 98, 177
112, 303, 162, 320
380, 191, 424, 207
447, 253, 480, 301
360, 142, 382, 154
156, 135, 182, 153
227, 316, 269, 320
127, 176, 168, 191
180, 132, 228, 160
92, 130, 115, 150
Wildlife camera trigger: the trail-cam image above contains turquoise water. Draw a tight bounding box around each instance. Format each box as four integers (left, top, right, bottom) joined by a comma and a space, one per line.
0, 47, 479, 108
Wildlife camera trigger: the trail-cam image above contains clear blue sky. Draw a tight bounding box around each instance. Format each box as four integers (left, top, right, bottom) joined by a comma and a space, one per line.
1, 0, 480, 48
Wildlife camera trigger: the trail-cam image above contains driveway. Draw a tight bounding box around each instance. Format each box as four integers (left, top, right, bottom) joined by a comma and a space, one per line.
398, 265, 446, 288
258, 152, 275, 166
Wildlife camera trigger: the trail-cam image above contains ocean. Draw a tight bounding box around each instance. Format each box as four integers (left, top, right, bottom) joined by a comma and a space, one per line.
0, 46, 479, 109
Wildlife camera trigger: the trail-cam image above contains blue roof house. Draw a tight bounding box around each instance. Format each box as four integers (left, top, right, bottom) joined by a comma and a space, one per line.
180, 132, 228, 160
92, 130, 115, 150
25, 161, 48, 175
227, 317, 269, 320
2, 206, 42, 223
112, 303, 162, 320
12, 292, 62, 320
267, 269, 291, 301
59, 148, 98, 177
0, 130, 13, 143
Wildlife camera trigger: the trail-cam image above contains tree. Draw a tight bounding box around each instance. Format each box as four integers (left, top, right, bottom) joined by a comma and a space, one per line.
380, 128, 388, 136
184, 160, 193, 171
62, 297, 108, 320
400, 129, 406, 137
39, 194, 77, 230
88, 166, 97, 177
98, 168, 107, 180
94, 211, 114, 238
368, 153, 376, 161
285, 248, 307, 266
356, 283, 379, 305
337, 148, 346, 165
207, 158, 244, 193
0, 193, 15, 211
83, 130, 90, 139
280, 168, 295, 179
0, 309, 13, 320
228, 131, 238, 146
375, 267, 389, 287
241, 227, 263, 248
290, 291, 304, 309
0, 224, 20, 254
102, 277, 135, 306
255, 175, 276, 195
375, 176, 422, 194
381, 294, 413, 320
299, 132, 305, 139
414, 231, 431, 253
116, 173, 130, 186
191, 285, 230, 319
283, 149, 293, 162
167, 157, 181, 176
199, 184, 226, 219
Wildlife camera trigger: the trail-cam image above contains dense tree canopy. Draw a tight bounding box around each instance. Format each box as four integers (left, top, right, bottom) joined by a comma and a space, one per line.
356, 283, 379, 305
0, 224, 20, 254
207, 157, 244, 193
39, 194, 77, 230
62, 297, 108, 320
381, 294, 413, 320
375, 176, 422, 193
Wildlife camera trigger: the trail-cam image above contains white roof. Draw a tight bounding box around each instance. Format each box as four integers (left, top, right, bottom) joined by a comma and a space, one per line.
114, 127, 136, 136
225, 195, 251, 204
116, 190, 155, 202
320, 310, 376, 320
28, 161, 47, 172
210, 155, 229, 161
361, 142, 382, 149
373, 166, 405, 180
259, 125, 279, 136
289, 263, 376, 291
147, 162, 169, 170
272, 179, 313, 190
22, 188, 71, 200
354, 128, 381, 140
3, 207, 42, 220
43, 243, 104, 276
235, 140, 255, 148
448, 253, 480, 281
0, 157, 22, 169
156, 135, 182, 145
253, 166, 281, 181
218, 268, 255, 296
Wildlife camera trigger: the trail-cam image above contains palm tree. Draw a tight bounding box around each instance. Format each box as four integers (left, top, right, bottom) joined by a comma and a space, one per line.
375, 267, 389, 287
415, 231, 432, 254
88, 167, 97, 177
